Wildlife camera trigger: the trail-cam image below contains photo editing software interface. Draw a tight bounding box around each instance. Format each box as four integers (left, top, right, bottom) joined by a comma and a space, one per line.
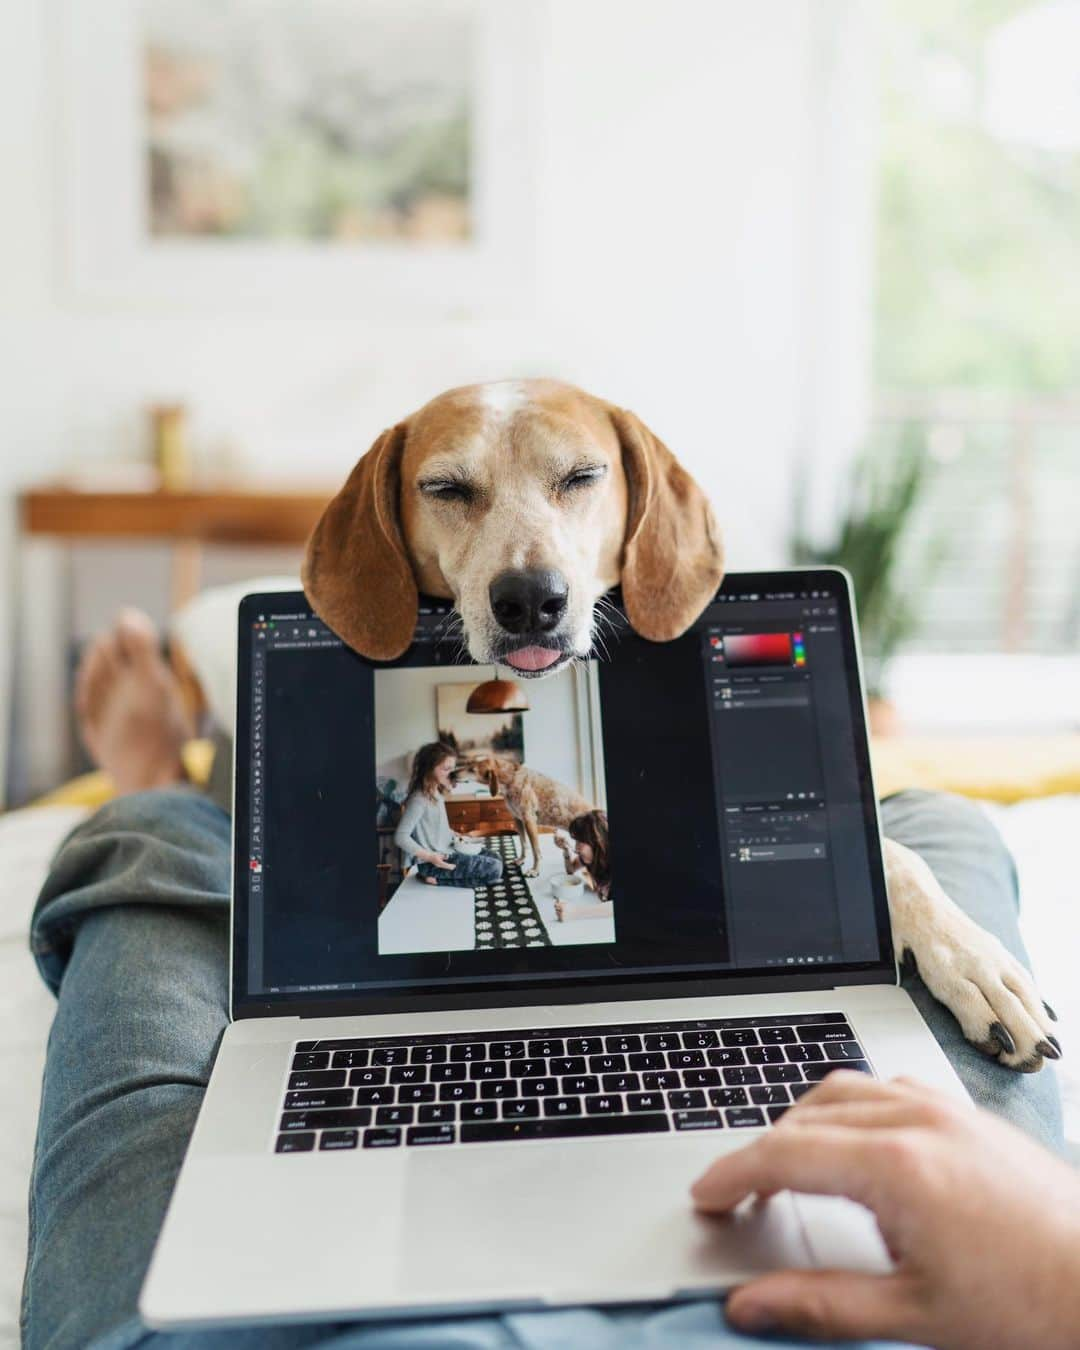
241, 581, 886, 1002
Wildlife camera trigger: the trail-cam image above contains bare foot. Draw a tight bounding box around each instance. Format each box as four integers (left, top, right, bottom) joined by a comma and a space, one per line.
75, 608, 192, 794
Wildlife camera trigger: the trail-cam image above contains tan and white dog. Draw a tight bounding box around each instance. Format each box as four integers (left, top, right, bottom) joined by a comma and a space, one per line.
304, 378, 1059, 1073
463, 752, 593, 878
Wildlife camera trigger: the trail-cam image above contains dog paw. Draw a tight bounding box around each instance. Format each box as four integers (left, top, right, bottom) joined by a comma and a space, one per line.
885, 838, 1061, 1073
524, 867, 540, 878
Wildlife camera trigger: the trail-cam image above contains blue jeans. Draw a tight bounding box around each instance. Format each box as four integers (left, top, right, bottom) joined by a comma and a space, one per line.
414, 850, 503, 886
23, 789, 1063, 1349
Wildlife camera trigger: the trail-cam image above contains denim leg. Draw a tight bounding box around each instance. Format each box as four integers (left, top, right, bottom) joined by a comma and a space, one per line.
415, 852, 503, 888
880, 789, 1064, 1154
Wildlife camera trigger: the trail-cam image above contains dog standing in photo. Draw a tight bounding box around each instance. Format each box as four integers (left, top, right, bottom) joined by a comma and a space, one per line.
304, 377, 1060, 1072
463, 752, 592, 878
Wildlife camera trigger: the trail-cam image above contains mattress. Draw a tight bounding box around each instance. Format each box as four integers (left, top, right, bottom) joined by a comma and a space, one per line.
1, 797, 1077, 1348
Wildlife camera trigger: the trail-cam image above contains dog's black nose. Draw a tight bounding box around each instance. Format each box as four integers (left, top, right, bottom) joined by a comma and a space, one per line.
489, 569, 569, 635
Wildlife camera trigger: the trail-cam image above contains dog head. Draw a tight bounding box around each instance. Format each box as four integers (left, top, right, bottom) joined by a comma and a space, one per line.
303, 379, 723, 673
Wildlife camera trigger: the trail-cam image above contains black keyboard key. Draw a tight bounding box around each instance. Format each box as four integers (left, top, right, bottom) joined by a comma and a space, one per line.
562, 1075, 600, 1095
627, 1092, 665, 1112
763, 1064, 804, 1084
682, 1031, 719, 1049
406, 1125, 455, 1146
481, 1080, 518, 1099
398, 1085, 437, 1104
544, 1096, 582, 1116
566, 1037, 604, 1055
439, 1082, 478, 1102
667, 1089, 706, 1110
372, 1047, 408, 1066
790, 1082, 815, 1100
726, 1107, 766, 1129
450, 1043, 485, 1062
550, 1057, 587, 1076
503, 1098, 540, 1119
319, 1129, 358, 1150
628, 1052, 666, 1072
585, 1095, 622, 1115
411, 1045, 447, 1064
349, 1067, 387, 1087
376, 1105, 414, 1126
759, 1027, 797, 1045
674, 1109, 723, 1131
353, 1087, 393, 1106
723, 1066, 762, 1086
363, 1127, 401, 1148
643, 1033, 680, 1052
470, 1061, 507, 1080
750, 1085, 790, 1106
332, 1049, 370, 1069
390, 1065, 427, 1084
276, 1132, 315, 1152
279, 1108, 372, 1131
768, 1105, 790, 1123
746, 1046, 785, 1065
721, 1029, 758, 1047
284, 1089, 353, 1111
601, 1073, 641, 1094
706, 1048, 746, 1068
605, 1035, 643, 1053
682, 1069, 721, 1088
642, 1071, 680, 1091
510, 1059, 546, 1078
419, 1104, 457, 1123
825, 1042, 867, 1061
489, 1041, 526, 1059
785, 1043, 824, 1063
798, 1023, 855, 1043
287, 1070, 347, 1090
668, 1050, 705, 1070
589, 1054, 627, 1074
528, 1039, 565, 1058
430, 1063, 467, 1082
803, 1059, 871, 1081
461, 1101, 499, 1121
292, 1052, 330, 1071
708, 1087, 749, 1108
461, 1114, 669, 1143
521, 1077, 560, 1097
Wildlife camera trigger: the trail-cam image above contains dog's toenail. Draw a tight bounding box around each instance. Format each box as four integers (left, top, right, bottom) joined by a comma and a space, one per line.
990, 1020, 1016, 1056
1044, 1001, 1058, 1022
1038, 1038, 1062, 1061
1048, 1034, 1062, 1055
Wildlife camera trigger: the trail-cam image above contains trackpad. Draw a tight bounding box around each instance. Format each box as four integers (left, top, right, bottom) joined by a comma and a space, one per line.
402, 1139, 815, 1306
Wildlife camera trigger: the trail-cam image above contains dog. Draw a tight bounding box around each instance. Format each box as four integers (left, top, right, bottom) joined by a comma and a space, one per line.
303, 377, 1059, 1072
465, 752, 592, 877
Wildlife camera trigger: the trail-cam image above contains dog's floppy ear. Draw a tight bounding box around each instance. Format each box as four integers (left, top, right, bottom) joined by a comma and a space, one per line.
302, 424, 418, 660
611, 408, 724, 641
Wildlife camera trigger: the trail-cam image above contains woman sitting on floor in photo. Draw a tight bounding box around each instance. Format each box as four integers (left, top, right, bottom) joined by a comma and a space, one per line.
395, 740, 503, 888
554, 809, 612, 920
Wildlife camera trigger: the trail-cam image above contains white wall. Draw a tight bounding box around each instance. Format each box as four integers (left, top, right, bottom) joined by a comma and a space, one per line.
0, 1, 874, 797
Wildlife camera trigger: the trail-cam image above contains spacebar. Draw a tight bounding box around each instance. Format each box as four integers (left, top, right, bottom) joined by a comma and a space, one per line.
460, 1113, 670, 1143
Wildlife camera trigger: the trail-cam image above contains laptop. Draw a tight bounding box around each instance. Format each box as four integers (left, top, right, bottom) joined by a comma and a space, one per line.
140, 567, 964, 1330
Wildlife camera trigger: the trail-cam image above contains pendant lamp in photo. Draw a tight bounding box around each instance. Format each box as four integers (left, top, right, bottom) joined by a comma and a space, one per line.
465, 667, 530, 714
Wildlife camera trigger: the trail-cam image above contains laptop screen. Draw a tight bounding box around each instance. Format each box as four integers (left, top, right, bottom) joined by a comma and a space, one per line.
232, 570, 894, 1016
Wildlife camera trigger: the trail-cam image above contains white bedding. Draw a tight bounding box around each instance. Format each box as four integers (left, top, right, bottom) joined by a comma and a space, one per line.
1, 797, 1077, 1348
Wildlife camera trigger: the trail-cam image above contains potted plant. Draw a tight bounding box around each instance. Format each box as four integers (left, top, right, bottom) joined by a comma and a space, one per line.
789, 423, 942, 735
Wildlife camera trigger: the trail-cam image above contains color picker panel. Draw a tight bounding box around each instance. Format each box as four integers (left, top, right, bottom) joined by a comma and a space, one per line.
722, 632, 794, 668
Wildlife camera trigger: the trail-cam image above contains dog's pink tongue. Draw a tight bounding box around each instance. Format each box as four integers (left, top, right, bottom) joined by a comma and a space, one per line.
504, 646, 562, 672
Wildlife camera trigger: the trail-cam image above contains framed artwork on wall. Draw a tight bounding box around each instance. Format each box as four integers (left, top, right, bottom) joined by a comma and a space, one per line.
56, 0, 538, 314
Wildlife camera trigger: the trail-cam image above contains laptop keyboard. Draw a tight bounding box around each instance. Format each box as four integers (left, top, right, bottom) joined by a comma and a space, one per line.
274, 1012, 873, 1153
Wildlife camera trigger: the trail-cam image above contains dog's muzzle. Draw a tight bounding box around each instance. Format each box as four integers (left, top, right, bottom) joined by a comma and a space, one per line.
489, 568, 570, 673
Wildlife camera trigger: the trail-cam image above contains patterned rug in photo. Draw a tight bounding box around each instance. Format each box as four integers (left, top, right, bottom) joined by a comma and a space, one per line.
473, 835, 552, 950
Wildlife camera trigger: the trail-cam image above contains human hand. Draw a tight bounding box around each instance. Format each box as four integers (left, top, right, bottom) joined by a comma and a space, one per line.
422, 851, 455, 870
554, 899, 565, 921
691, 1072, 1080, 1349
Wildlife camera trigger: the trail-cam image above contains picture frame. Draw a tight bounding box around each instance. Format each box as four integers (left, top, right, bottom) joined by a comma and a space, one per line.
55, 0, 538, 315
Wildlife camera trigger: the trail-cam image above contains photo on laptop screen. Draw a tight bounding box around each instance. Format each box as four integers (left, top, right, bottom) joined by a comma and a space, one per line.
373, 663, 613, 956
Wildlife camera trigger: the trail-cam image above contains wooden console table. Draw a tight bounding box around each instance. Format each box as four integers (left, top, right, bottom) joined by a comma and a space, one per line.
20, 485, 333, 608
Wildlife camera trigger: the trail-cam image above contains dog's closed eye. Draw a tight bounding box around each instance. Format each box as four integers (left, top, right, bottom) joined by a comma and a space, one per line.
419, 476, 477, 505
557, 464, 607, 495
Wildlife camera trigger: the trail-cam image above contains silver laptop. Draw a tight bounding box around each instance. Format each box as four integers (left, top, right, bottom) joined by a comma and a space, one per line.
140, 568, 964, 1330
